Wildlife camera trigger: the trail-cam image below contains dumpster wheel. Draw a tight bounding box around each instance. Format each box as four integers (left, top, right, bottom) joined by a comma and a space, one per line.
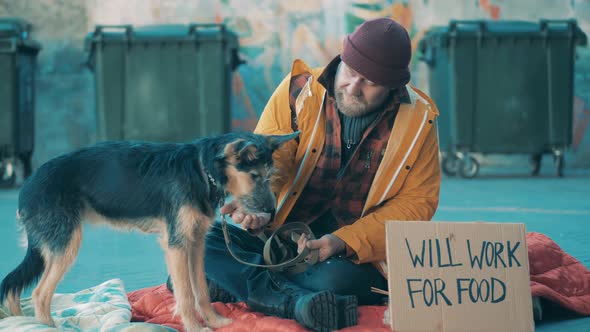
529, 153, 542, 176
554, 154, 564, 178
0, 160, 16, 188
458, 155, 479, 179
18, 152, 33, 178
441, 153, 459, 176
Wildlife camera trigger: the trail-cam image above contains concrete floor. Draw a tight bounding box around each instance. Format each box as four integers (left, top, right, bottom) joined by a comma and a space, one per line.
0, 165, 589, 330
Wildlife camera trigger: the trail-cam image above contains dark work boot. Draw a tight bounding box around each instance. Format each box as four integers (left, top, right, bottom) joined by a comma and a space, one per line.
246, 272, 357, 332
336, 294, 358, 328
166, 274, 237, 303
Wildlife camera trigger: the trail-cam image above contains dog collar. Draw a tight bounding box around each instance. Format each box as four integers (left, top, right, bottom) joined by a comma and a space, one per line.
206, 171, 226, 207
206, 171, 217, 187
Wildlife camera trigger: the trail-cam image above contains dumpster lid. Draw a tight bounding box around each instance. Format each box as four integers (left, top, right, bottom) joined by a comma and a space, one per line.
135, 24, 226, 39
84, 23, 243, 71
451, 20, 542, 34
84, 23, 237, 48
422, 19, 587, 46
0, 17, 41, 52
0, 17, 32, 39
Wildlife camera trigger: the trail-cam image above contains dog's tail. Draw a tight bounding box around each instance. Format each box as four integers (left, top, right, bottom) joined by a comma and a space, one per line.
0, 235, 45, 313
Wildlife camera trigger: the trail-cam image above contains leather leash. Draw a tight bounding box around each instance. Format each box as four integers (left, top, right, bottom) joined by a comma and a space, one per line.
221, 214, 319, 275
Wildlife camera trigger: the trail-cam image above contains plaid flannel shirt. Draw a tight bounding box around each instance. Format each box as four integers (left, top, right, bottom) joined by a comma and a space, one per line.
286, 68, 410, 227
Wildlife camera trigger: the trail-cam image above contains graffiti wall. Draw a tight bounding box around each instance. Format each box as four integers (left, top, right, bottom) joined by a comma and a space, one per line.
1, 0, 589, 167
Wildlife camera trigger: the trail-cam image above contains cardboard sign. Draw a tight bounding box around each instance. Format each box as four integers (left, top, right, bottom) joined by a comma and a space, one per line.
385, 221, 533, 332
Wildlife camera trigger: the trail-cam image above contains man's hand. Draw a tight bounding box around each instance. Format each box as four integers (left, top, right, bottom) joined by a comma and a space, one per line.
220, 201, 271, 235
297, 233, 346, 262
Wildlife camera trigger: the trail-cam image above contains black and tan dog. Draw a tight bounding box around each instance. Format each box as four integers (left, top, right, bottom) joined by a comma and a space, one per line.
0, 131, 299, 332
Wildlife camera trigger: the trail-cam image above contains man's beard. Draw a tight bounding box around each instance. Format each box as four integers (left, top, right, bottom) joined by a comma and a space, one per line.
334, 89, 390, 117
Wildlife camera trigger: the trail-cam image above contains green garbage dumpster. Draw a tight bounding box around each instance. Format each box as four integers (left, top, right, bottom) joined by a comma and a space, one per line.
84, 24, 242, 143
0, 18, 41, 187
419, 19, 587, 178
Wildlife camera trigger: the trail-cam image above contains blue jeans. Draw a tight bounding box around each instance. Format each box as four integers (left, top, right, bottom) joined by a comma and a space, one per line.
204, 217, 388, 305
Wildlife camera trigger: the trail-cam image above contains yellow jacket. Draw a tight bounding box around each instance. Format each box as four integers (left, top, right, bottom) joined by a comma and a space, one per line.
254, 59, 441, 277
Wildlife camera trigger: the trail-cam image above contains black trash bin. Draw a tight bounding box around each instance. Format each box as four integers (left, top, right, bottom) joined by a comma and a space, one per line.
419, 19, 587, 178
84, 23, 243, 143
0, 18, 41, 187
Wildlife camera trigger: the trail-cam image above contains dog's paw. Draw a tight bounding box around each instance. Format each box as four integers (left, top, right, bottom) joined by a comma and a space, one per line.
37, 317, 56, 328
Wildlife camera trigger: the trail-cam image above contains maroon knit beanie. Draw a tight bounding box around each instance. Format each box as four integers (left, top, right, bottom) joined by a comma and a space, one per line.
341, 18, 411, 88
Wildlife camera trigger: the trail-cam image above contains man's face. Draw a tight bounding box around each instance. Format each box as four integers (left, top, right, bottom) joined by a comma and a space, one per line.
334, 61, 392, 117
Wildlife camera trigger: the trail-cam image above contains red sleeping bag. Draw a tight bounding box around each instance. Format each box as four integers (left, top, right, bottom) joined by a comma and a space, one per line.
127, 232, 590, 331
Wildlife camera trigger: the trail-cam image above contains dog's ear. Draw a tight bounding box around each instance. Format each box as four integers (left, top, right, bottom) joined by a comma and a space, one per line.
220, 139, 245, 164
238, 142, 258, 162
267, 131, 300, 151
